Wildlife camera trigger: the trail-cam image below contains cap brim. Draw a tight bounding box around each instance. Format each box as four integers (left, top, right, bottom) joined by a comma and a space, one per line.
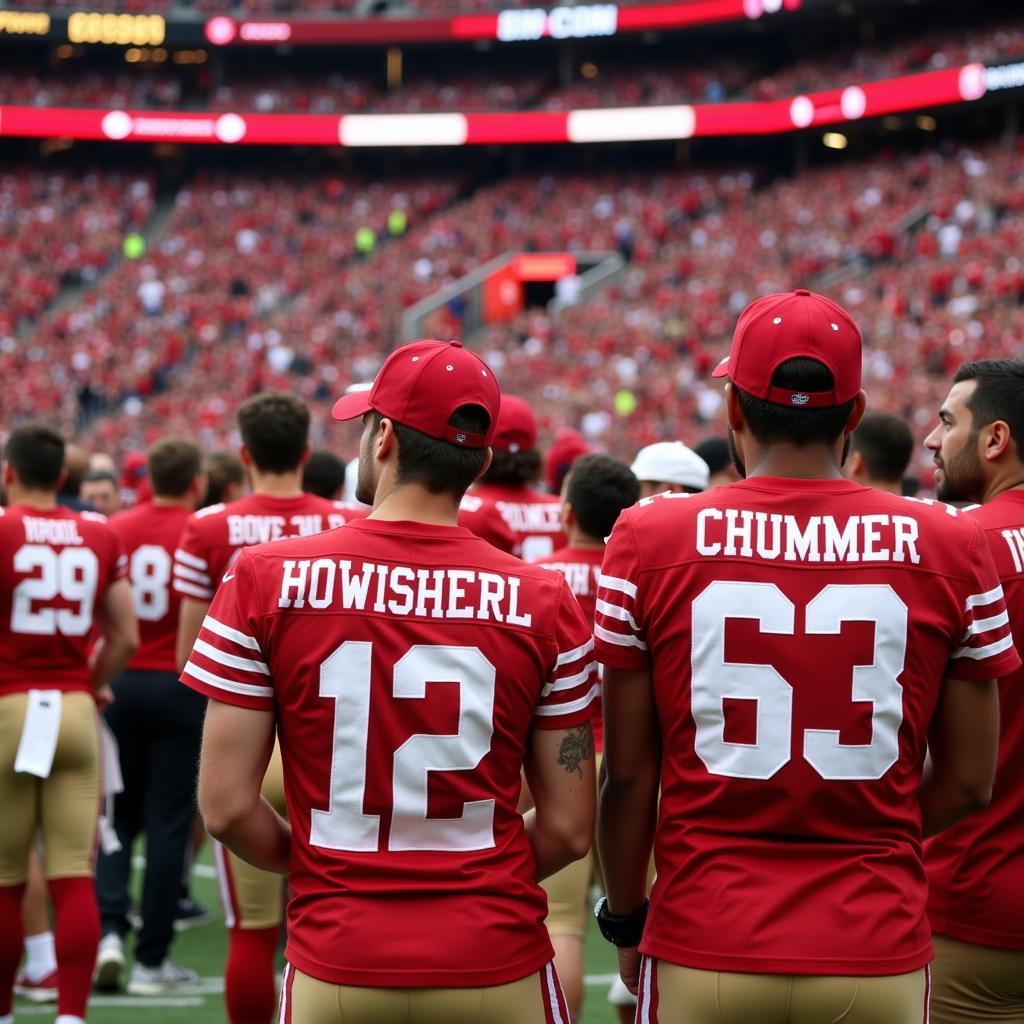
331, 392, 374, 422
711, 356, 730, 378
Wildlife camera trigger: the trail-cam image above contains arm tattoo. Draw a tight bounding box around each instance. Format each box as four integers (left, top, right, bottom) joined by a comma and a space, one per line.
557, 724, 594, 779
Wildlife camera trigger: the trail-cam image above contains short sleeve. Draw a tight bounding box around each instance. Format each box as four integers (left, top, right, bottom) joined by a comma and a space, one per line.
180, 550, 274, 711
593, 511, 649, 670
173, 515, 215, 601
948, 520, 1022, 681
533, 577, 599, 729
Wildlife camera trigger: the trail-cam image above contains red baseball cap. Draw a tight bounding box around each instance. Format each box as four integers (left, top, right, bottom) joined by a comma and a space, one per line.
492, 395, 538, 453
331, 339, 500, 448
712, 289, 862, 408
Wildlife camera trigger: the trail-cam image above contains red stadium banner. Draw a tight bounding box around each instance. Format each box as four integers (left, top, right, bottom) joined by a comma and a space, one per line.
0, 61, 1012, 148
203, 0, 800, 48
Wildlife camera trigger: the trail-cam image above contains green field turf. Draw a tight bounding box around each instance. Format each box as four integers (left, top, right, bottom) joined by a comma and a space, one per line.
15, 849, 622, 1023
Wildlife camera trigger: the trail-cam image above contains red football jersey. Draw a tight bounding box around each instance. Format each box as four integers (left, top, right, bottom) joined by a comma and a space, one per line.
0, 504, 126, 695
109, 503, 192, 673
173, 493, 354, 603
925, 488, 1024, 950
472, 482, 565, 563
457, 493, 516, 554
539, 545, 604, 749
594, 478, 1020, 976
181, 518, 598, 987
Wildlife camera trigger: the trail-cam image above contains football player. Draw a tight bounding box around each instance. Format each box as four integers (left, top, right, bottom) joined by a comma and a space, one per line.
594, 290, 1019, 1023
95, 439, 206, 994
844, 411, 915, 495
924, 359, 1024, 1022
0, 424, 138, 1024
472, 395, 566, 561
538, 453, 639, 1021
185, 340, 597, 1023
173, 392, 361, 1024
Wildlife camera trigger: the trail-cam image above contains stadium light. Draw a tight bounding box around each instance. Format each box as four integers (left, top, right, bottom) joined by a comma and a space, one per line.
822, 132, 848, 149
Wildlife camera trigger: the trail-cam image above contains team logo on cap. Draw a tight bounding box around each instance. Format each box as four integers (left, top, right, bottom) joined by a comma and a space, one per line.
791, 393, 811, 405
455, 433, 468, 443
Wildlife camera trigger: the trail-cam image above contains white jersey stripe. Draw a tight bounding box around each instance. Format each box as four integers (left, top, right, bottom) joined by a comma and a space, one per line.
535, 682, 600, 717
203, 615, 261, 651
556, 639, 594, 667
211, 841, 236, 929
962, 610, 1010, 637
595, 623, 648, 651
193, 638, 270, 676
638, 956, 651, 1024
952, 633, 1015, 662
174, 579, 214, 600
964, 585, 1005, 610
596, 598, 640, 629
544, 962, 565, 1024
543, 663, 597, 697
598, 574, 638, 599
173, 564, 212, 585
174, 548, 209, 570
277, 963, 291, 1024
183, 661, 274, 699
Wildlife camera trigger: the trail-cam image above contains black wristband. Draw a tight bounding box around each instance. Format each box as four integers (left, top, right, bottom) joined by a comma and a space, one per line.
594, 896, 649, 947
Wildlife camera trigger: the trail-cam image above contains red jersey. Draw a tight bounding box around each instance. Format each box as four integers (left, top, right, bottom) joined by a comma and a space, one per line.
458, 493, 516, 554
173, 493, 354, 604
472, 482, 565, 563
181, 518, 598, 988
109, 503, 192, 673
539, 545, 604, 749
925, 489, 1024, 950
594, 479, 1020, 976
0, 504, 126, 696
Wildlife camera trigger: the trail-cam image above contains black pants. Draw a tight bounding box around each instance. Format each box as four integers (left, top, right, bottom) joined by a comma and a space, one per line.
95, 670, 206, 967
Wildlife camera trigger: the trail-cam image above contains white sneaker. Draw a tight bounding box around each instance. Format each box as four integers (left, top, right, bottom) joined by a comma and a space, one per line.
94, 934, 125, 992
126, 960, 199, 995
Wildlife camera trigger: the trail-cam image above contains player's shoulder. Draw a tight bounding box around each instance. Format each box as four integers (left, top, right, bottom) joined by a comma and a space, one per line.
890, 494, 979, 535
193, 501, 226, 521
526, 487, 560, 506
79, 509, 109, 524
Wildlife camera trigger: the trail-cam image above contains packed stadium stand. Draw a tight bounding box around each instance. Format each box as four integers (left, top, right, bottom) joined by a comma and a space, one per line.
0, 0, 1021, 486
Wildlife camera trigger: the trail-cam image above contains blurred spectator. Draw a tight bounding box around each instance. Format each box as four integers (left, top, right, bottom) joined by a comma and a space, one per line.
630, 441, 709, 499
302, 450, 347, 500
201, 452, 246, 508
844, 411, 916, 495
81, 469, 122, 516
58, 443, 92, 511
545, 429, 591, 495
695, 438, 743, 489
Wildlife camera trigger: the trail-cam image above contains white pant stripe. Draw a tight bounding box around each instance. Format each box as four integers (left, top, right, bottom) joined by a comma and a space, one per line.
211, 840, 236, 929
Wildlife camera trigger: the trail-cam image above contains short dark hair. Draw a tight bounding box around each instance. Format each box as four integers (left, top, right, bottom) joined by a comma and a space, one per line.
375, 405, 491, 498
694, 437, 730, 476
237, 391, 310, 474
5, 424, 65, 490
303, 450, 346, 500
953, 359, 1024, 464
82, 469, 117, 488
566, 454, 639, 541
203, 451, 245, 507
850, 412, 914, 483
737, 359, 856, 447
148, 438, 201, 498
481, 448, 543, 488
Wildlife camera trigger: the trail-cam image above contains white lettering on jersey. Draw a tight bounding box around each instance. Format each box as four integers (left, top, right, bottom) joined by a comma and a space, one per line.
495, 501, 562, 534
696, 508, 921, 564
1002, 527, 1024, 574
22, 517, 84, 546
543, 562, 598, 596
277, 560, 534, 626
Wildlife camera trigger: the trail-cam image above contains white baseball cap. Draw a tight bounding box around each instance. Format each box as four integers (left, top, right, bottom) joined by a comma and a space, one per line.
630, 441, 710, 491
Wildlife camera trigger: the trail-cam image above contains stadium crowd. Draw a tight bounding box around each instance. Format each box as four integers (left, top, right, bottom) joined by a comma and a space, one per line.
3, 16, 1022, 114
2, 139, 1023, 492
